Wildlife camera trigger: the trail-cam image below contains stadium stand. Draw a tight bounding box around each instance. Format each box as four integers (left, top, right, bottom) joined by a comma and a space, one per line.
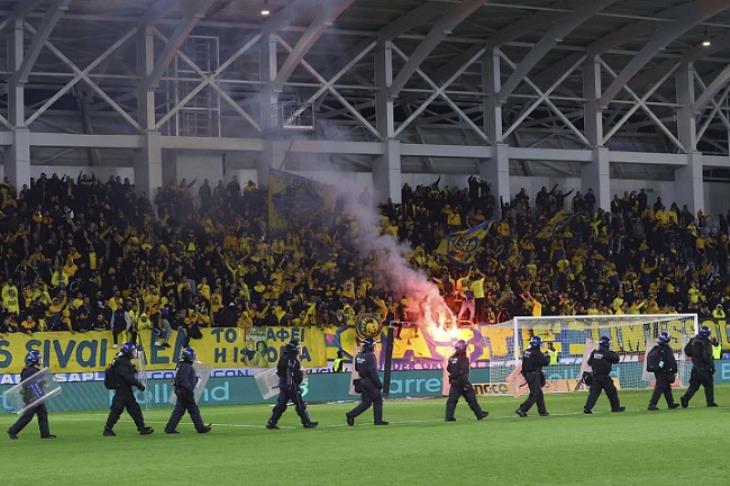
0, 173, 728, 341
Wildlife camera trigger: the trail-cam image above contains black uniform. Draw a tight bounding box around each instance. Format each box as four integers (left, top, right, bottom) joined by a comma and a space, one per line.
347, 350, 384, 423
583, 345, 623, 412
104, 355, 150, 433
8, 365, 52, 438
517, 345, 550, 415
165, 360, 208, 433
267, 351, 314, 426
648, 343, 678, 408
681, 334, 716, 406
444, 350, 487, 421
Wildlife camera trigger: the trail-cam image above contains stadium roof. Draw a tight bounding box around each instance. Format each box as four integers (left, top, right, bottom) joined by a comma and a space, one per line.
1, 0, 730, 178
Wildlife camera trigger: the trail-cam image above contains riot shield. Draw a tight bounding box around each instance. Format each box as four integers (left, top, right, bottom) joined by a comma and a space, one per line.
169, 362, 213, 405
3, 368, 62, 415
254, 367, 280, 399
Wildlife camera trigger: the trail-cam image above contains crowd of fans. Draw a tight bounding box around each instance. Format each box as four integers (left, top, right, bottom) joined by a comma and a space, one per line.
0, 171, 728, 342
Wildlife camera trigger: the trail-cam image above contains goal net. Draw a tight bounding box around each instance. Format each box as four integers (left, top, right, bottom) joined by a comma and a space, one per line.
484, 314, 697, 394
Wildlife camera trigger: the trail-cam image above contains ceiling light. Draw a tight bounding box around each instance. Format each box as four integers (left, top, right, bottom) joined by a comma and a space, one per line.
261, 0, 270, 16
702, 27, 711, 47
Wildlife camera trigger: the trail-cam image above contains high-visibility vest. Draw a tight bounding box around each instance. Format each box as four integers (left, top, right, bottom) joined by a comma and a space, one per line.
333, 358, 344, 373
548, 349, 559, 365
712, 343, 722, 360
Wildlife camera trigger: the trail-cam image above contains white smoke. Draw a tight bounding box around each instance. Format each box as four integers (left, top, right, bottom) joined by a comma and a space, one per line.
306, 158, 455, 329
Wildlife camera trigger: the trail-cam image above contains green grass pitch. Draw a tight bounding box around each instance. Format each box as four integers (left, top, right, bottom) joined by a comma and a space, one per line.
2, 387, 729, 485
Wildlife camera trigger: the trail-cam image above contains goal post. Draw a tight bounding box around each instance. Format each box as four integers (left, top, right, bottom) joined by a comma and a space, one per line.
495, 314, 698, 393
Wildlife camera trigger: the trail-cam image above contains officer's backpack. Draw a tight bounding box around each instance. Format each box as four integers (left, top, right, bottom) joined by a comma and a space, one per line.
646, 346, 661, 372
103, 360, 119, 389
683, 338, 695, 358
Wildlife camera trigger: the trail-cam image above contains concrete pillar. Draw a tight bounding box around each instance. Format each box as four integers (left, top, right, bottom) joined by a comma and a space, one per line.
482, 48, 503, 143
258, 140, 288, 188
675, 63, 703, 213
134, 133, 163, 201
479, 143, 510, 215
7, 128, 31, 192
582, 146, 611, 211
675, 151, 704, 213
373, 138, 401, 204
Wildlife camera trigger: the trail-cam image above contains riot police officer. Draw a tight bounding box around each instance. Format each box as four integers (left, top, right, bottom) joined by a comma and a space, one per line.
583, 336, 625, 414
681, 326, 718, 408
445, 340, 488, 422
103, 342, 153, 436
164, 347, 211, 434
266, 339, 318, 429
515, 336, 550, 417
647, 332, 680, 410
346, 338, 388, 426
7, 351, 55, 440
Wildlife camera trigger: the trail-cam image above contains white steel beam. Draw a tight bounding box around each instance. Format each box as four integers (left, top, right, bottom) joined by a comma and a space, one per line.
703, 155, 730, 168
378, 2, 444, 42
276, 35, 380, 139
144, 0, 223, 90
693, 70, 730, 142
0, 0, 45, 35
676, 62, 696, 151
319, 2, 444, 82
388, 0, 490, 99
502, 55, 585, 139
481, 47, 501, 142
693, 64, 730, 115
153, 28, 260, 131
499, 50, 590, 147
374, 41, 394, 138
6, 19, 23, 129
602, 62, 680, 146
271, 0, 354, 92
24, 22, 141, 131
153, 1, 306, 129
599, 58, 684, 152
25, 27, 139, 127
391, 44, 489, 142
600, 2, 730, 109
497, 0, 619, 104
29, 132, 142, 148
432, 9, 561, 86
13, 0, 71, 85
587, 3, 687, 56
583, 56, 602, 147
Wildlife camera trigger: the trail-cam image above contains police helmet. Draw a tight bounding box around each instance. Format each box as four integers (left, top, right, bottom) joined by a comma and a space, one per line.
362, 338, 377, 352
699, 326, 712, 338
529, 336, 542, 348
181, 347, 196, 362
599, 336, 611, 347
284, 339, 301, 355
25, 350, 42, 366
454, 340, 467, 352
656, 331, 670, 345
120, 341, 137, 357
